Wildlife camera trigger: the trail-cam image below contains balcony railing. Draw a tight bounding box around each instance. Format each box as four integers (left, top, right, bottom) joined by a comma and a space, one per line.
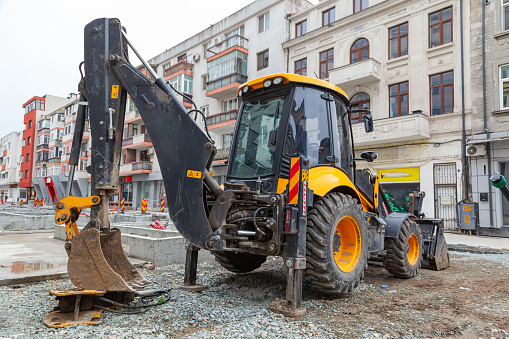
207, 73, 247, 94
132, 161, 152, 171
164, 61, 194, 78
207, 35, 249, 56
48, 158, 61, 163
352, 112, 430, 147
328, 58, 381, 88
122, 134, 152, 147
206, 109, 239, 127
36, 143, 49, 150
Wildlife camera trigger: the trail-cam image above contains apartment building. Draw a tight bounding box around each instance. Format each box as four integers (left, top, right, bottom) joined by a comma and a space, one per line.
22, 95, 75, 204
468, 0, 509, 235
32, 96, 90, 203
0, 131, 23, 203
282, 0, 471, 229
118, 0, 313, 209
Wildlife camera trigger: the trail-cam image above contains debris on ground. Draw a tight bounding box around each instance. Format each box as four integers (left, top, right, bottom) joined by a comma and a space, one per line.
0, 251, 508, 338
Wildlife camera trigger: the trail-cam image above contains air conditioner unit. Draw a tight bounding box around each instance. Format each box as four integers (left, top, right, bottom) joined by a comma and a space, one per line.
466, 144, 487, 157
192, 54, 201, 62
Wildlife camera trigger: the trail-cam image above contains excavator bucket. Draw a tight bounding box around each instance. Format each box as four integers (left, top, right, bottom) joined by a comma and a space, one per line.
67, 228, 135, 291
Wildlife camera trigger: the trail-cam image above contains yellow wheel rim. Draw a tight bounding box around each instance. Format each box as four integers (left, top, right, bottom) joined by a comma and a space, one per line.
407, 234, 419, 266
333, 216, 362, 273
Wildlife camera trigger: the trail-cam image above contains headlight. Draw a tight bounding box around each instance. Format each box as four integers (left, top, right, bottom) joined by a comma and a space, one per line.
242, 86, 250, 94
273, 77, 283, 85
263, 80, 272, 88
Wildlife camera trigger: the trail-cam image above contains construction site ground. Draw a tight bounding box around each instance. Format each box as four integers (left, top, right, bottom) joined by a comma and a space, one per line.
0, 249, 508, 338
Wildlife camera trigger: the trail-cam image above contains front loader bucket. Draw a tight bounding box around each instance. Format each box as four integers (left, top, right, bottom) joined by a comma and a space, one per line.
417, 219, 450, 271
67, 228, 146, 291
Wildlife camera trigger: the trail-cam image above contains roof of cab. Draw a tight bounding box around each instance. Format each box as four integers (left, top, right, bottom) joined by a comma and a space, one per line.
238, 73, 349, 101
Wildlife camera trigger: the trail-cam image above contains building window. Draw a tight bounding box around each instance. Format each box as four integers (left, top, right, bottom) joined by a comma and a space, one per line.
350, 38, 369, 63
319, 48, 334, 79
177, 54, 187, 62
429, 7, 453, 48
389, 22, 408, 59
223, 98, 238, 112
504, 0, 509, 31
350, 92, 370, 123
200, 105, 210, 117
20, 155, 24, 163
322, 7, 335, 26
223, 133, 233, 149
26, 153, 29, 162
354, 0, 369, 13
389, 82, 409, 117
28, 137, 31, 145
25, 170, 28, 178
21, 139, 25, 147
19, 171, 23, 179
202, 74, 207, 90
259, 12, 270, 33
500, 65, 509, 109
257, 50, 269, 70
430, 71, 454, 115
295, 58, 307, 76
296, 20, 307, 37
29, 120, 32, 128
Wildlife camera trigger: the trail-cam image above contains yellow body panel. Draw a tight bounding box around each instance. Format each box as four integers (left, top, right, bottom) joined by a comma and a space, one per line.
277, 166, 374, 211
238, 73, 349, 101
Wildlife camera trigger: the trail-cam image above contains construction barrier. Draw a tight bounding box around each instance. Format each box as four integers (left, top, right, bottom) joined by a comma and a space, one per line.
141, 198, 147, 213
1, 197, 4, 204
161, 197, 165, 212
20, 198, 23, 206
120, 197, 125, 213
34, 198, 38, 207
39, 198, 44, 206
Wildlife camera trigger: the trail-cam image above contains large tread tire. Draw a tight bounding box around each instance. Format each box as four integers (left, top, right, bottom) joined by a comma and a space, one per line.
212, 251, 267, 273
383, 219, 423, 278
305, 192, 369, 295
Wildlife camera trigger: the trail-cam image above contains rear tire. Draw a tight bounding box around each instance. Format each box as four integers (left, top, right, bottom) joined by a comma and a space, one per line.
305, 193, 369, 294
383, 219, 423, 278
212, 251, 267, 273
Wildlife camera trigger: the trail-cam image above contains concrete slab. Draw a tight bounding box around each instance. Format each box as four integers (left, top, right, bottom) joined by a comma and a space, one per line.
444, 232, 509, 253
0, 232, 147, 286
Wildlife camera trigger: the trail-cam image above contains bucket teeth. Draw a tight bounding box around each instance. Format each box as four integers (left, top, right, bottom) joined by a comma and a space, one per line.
67, 228, 148, 292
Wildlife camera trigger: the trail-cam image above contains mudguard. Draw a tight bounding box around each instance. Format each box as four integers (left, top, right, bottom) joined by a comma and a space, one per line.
84, 18, 216, 249
384, 212, 416, 238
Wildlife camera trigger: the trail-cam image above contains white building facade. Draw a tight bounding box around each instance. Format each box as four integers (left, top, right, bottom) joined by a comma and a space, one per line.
0, 131, 23, 203
283, 0, 471, 229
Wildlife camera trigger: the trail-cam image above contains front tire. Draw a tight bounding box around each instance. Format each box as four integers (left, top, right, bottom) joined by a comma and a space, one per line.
212, 251, 267, 273
305, 193, 369, 294
383, 219, 423, 278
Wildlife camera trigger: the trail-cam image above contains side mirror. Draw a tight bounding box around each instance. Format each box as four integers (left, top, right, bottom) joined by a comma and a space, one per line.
360, 151, 378, 162
268, 130, 277, 147
364, 113, 374, 133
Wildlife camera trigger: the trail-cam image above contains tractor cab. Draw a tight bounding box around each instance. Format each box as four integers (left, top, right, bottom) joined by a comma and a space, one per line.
227, 74, 365, 195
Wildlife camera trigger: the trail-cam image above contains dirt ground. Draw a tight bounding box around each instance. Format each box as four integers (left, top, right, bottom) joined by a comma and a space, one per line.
300, 252, 509, 338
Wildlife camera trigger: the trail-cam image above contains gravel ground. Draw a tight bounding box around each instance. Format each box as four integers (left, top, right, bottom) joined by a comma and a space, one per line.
1, 251, 508, 339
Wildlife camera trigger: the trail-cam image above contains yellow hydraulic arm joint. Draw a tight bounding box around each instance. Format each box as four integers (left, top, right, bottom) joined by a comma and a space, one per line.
55, 196, 100, 241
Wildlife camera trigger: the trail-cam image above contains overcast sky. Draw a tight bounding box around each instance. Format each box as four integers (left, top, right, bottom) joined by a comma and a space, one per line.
0, 0, 317, 137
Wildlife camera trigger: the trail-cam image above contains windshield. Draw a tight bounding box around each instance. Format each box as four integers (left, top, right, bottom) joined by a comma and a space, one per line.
229, 95, 284, 178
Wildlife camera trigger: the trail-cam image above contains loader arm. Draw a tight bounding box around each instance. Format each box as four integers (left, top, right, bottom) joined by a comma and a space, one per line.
83, 18, 220, 248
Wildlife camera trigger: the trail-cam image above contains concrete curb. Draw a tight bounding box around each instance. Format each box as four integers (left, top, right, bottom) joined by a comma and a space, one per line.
0, 272, 69, 287
448, 245, 509, 255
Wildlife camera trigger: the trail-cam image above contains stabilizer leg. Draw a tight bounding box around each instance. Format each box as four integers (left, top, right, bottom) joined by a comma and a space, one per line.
180, 243, 208, 292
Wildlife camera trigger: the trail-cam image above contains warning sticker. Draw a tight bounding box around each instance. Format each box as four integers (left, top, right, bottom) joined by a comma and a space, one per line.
464, 215, 471, 223
187, 170, 202, 179
111, 85, 119, 99
463, 205, 471, 212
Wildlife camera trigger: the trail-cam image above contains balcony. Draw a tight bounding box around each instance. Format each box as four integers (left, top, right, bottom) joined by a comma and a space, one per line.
120, 161, 152, 175
48, 158, 61, 164
122, 134, 152, 149
125, 110, 142, 124
207, 35, 248, 57
206, 40, 248, 99
164, 61, 193, 79
36, 143, 49, 150
328, 58, 381, 89
48, 139, 62, 148
352, 112, 430, 147
206, 109, 238, 133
